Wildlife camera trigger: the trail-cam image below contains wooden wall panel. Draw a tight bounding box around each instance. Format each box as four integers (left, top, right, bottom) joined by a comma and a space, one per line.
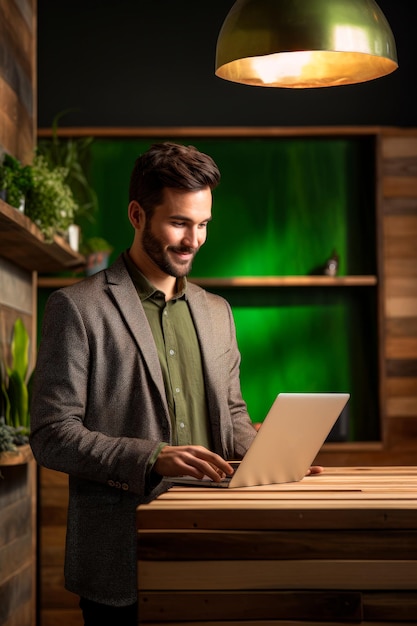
0, 458, 37, 626
0, 3, 37, 626
380, 131, 417, 451
0, 0, 36, 163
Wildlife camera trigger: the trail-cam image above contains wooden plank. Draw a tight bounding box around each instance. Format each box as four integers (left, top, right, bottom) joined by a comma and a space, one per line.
138, 590, 362, 622
382, 137, 417, 159
383, 196, 417, 215
137, 529, 417, 561
138, 559, 417, 591
0, 566, 33, 625
383, 215, 417, 236
384, 258, 417, 277
383, 156, 417, 177
386, 318, 417, 337
386, 377, 417, 396
383, 237, 417, 259
37, 125, 386, 139
41, 611, 83, 626
385, 278, 417, 298
363, 591, 417, 621
0, 496, 32, 548
385, 297, 417, 317
386, 397, 417, 418
385, 337, 417, 359
383, 176, 417, 197
0, 445, 33, 467
0, 533, 33, 585
386, 359, 417, 378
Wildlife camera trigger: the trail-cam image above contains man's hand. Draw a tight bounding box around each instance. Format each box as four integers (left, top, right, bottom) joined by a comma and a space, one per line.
306, 465, 324, 475
154, 445, 234, 483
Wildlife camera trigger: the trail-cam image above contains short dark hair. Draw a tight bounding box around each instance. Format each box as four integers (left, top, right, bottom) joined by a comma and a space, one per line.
129, 142, 221, 217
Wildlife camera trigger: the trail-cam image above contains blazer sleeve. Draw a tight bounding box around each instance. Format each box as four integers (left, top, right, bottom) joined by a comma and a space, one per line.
29, 287, 166, 498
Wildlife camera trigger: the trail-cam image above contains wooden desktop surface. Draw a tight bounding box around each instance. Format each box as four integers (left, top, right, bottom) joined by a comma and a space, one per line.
136, 466, 417, 624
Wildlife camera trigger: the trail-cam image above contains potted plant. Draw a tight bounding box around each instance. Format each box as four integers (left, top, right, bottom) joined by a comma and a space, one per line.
24, 154, 79, 241
0, 318, 32, 454
0, 152, 33, 211
80, 236, 114, 275
36, 110, 98, 226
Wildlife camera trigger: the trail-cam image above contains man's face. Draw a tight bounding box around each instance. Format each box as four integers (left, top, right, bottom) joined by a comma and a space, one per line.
142, 187, 212, 278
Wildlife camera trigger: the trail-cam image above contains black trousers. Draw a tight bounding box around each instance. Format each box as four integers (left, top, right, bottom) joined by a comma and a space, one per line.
79, 597, 138, 625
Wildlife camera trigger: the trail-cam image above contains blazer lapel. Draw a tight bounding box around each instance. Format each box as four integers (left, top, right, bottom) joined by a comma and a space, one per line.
104, 257, 168, 410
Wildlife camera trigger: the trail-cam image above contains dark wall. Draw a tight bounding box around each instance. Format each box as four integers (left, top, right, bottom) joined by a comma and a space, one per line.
37, 1, 417, 129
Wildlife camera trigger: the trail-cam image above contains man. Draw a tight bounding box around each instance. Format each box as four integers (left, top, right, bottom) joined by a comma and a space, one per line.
30, 142, 259, 624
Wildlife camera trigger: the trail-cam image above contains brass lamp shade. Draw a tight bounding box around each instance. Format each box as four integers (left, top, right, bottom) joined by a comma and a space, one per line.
215, 0, 398, 88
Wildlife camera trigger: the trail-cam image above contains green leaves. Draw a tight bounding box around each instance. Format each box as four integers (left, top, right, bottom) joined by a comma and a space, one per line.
0, 318, 31, 433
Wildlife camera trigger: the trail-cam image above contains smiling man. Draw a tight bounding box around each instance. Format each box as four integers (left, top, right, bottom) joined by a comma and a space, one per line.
30, 142, 258, 625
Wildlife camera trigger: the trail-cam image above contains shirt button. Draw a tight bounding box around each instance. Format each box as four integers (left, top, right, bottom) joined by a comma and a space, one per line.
163, 310, 168, 316
169, 349, 175, 356
175, 387, 180, 393
179, 422, 185, 429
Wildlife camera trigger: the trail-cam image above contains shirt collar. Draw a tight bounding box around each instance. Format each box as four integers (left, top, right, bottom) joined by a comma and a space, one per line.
123, 250, 188, 301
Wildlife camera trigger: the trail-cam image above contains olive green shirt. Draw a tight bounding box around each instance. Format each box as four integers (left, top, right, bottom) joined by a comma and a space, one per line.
123, 252, 213, 450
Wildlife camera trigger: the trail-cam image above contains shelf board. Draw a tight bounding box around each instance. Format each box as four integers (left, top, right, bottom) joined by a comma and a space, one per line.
190, 276, 378, 287
37, 274, 378, 288
0, 444, 33, 466
0, 199, 85, 273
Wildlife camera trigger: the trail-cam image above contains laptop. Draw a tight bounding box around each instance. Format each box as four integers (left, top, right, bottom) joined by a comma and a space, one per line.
170, 392, 350, 489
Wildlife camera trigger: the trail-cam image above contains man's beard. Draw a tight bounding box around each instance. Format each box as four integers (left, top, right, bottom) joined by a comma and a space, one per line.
142, 222, 197, 278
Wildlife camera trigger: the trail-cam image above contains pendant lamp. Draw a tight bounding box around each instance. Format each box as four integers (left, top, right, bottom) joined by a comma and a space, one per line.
215, 0, 398, 88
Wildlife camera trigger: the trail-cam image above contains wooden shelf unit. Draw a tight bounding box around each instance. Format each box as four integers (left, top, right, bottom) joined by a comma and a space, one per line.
0, 198, 85, 273
34, 125, 417, 462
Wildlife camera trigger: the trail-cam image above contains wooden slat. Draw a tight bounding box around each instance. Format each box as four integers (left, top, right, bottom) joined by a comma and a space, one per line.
138, 559, 417, 591
383, 196, 417, 215
0, 567, 33, 625
385, 278, 417, 298
383, 176, 417, 197
138, 528, 417, 561
386, 377, 417, 396
383, 215, 417, 236
138, 590, 362, 622
386, 397, 417, 418
386, 359, 417, 378
382, 137, 417, 159
363, 591, 417, 621
384, 258, 417, 277
41, 611, 83, 626
383, 237, 417, 260
37, 125, 387, 139
385, 337, 417, 359
383, 156, 417, 177
385, 298, 417, 317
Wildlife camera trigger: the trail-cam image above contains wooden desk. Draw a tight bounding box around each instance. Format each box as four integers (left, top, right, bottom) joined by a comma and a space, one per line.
136, 467, 417, 624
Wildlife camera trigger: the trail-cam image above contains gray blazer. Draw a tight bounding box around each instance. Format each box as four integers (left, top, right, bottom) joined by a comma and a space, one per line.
30, 255, 256, 606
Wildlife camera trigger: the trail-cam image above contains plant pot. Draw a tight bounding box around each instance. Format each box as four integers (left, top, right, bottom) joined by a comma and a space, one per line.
67, 224, 81, 251
85, 251, 111, 276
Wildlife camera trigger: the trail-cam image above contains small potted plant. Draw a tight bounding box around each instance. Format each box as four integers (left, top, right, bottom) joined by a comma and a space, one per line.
24, 154, 79, 241
36, 110, 98, 225
0, 153, 33, 211
80, 236, 114, 275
